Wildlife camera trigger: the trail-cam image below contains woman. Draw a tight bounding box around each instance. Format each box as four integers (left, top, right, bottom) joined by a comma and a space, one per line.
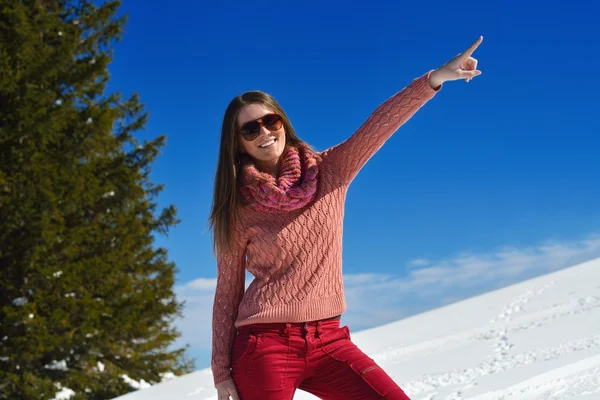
210, 36, 483, 400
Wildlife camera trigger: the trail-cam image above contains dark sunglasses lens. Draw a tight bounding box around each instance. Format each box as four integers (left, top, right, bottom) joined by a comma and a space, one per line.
263, 114, 283, 130
240, 121, 260, 139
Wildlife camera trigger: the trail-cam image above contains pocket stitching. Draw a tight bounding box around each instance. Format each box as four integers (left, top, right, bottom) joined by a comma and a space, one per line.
245, 334, 260, 358
246, 334, 288, 390
234, 333, 259, 363
349, 357, 392, 397
319, 326, 352, 361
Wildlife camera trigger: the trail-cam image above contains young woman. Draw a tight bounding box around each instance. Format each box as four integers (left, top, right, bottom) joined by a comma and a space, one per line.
210, 36, 483, 400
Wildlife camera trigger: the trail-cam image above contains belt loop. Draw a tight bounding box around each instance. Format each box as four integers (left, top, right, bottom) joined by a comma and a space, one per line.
315, 321, 320, 338
283, 323, 291, 337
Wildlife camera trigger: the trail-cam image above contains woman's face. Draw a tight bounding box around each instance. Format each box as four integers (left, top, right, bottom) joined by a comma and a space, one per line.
237, 103, 287, 174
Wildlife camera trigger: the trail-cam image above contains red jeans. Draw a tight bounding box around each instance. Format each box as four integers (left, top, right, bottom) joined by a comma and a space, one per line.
231, 317, 411, 399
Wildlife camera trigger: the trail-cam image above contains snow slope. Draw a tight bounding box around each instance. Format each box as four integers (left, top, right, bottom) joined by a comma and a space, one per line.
112, 257, 600, 400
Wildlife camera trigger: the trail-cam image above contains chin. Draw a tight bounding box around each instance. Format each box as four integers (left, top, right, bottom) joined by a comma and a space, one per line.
265, 144, 286, 160
259, 154, 283, 164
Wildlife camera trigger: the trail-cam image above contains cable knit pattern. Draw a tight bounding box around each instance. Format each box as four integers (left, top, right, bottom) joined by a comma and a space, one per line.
211, 71, 441, 386
239, 144, 319, 212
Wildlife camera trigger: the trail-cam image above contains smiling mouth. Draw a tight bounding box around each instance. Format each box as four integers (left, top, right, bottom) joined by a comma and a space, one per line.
258, 138, 276, 149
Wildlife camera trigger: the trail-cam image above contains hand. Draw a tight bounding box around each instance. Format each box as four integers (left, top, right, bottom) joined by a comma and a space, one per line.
429, 36, 483, 89
216, 379, 240, 400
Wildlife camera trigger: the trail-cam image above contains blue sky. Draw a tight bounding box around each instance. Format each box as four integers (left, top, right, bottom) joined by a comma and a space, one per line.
106, 1, 600, 369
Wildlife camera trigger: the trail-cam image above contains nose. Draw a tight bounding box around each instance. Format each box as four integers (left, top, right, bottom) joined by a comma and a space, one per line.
259, 125, 271, 135
255, 125, 272, 141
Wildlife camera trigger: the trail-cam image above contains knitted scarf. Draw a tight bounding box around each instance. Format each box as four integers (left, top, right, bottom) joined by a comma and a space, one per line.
239, 144, 319, 212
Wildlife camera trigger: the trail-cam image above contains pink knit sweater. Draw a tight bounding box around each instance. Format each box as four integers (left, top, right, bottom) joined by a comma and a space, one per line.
211, 71, 441, 385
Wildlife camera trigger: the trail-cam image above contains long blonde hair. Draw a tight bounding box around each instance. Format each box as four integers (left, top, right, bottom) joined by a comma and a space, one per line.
209, 90, 319, 255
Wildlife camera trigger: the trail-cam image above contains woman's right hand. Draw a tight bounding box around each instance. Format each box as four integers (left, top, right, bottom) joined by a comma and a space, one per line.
216, 379, 240, 400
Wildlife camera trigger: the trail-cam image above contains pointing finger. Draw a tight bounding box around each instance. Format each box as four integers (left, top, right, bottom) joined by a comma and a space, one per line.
462, 36, 483, 59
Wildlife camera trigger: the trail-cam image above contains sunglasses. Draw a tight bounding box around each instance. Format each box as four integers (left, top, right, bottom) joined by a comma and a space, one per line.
239, 113, 283, 141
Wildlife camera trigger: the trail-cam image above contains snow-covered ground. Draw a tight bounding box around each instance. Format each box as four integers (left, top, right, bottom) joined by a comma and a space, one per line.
113, 256, 600, 400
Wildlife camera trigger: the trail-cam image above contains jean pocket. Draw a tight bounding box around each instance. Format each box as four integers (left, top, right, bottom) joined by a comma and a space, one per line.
232, 333, 259, 364
349, 357, 403, 398
319, 325, 352, 357
340, 325, 351, 340
237, 333, 290, 390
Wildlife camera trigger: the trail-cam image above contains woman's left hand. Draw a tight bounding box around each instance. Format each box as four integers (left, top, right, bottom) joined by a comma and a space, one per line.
429, 36, 483, 89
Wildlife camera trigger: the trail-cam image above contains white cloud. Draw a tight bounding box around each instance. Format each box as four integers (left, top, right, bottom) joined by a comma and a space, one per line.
180, 278, 217, 291
340, 234, 600, 329
343, 273, 391, 285
401, 235, 600, 291
170, 273, 253, 356
172, 233, 600, 369
408, 258, 431, 267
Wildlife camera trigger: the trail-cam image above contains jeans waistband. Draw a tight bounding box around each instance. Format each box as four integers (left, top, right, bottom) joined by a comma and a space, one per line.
237, 315, 341, 337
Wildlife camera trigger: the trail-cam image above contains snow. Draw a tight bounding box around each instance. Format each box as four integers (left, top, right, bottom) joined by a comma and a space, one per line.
45, 360, 68, 371
110, 256, 600, 400
52, 387, 75, 400
161, 372, 177, 381
12, 297, 27, 306
121, 374, 152, 390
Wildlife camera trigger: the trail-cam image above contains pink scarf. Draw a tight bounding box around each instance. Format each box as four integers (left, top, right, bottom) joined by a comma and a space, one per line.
239, 144, 319, 212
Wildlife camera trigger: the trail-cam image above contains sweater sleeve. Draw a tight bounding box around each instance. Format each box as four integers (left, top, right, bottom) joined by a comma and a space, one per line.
211, 234, 247, 386
321, 70, 441, 185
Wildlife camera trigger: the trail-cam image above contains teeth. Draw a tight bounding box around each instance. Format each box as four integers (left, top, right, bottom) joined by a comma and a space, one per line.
259, 139, 275, 148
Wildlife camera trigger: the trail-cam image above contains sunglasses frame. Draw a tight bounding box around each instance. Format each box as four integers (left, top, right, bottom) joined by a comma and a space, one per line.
238, 113, 284, 141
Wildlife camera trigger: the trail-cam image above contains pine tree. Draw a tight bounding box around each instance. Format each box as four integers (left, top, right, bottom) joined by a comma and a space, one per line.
0, 1, 194, 398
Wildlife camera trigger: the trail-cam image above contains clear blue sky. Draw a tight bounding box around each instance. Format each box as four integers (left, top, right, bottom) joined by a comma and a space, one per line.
106, 1, 600, 369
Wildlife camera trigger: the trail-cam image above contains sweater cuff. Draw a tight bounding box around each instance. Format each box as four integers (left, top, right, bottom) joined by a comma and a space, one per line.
213, 368, 232, 387
426, 69, 443, 92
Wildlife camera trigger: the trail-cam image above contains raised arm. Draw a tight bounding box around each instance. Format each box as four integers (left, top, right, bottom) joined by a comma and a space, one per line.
321, 70, 441, 185
211, 236, 247, 387
321, 36, 483, 186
